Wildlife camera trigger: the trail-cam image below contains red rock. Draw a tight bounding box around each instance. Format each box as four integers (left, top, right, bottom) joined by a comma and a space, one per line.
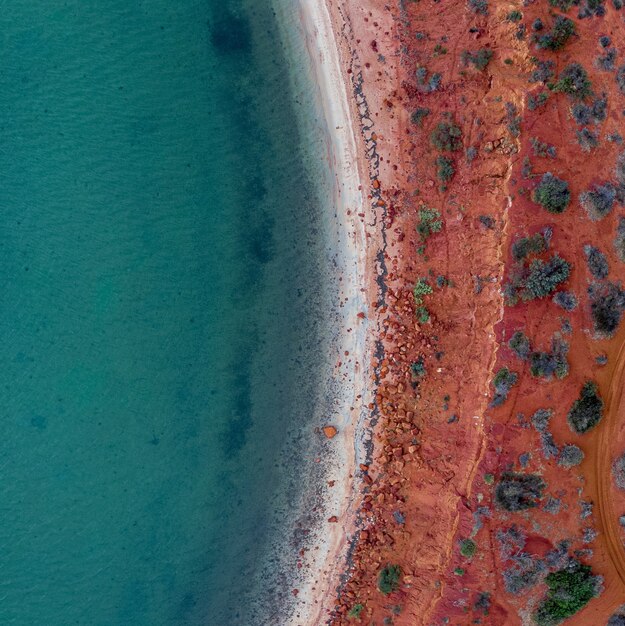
323, 425, 338, 438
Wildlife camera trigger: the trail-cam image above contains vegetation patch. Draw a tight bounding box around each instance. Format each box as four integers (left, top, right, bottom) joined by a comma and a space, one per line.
567, 381, 603, 433
531, 408, 553, 432
533, 560, 601, 625
468, 0, 488, 14
495, 472, 545, 511
553, 291, 578, 310
509, 331, 531, 359
413, 278, 432, 304
534, 16, 576, 51
530, 137, 556, 158
348, 604, 364, 619
550, 63, 592, 100
529, 60, 555, 84
576, 127, 598, 152
529, 336, 569, 379
462, 49, 493, 71
589, 280, 625, 336
528, 92, 550, 111
378, 564, 402, 595
558, 444, 584, 468
512, 230, 550, 261
491, 367, 518, 407
533, 173, 570, 213
430, 121, 462, 151
584, 245, 609, 279
612, 452, 625, 489
614, 216, 625, 262
436, 155, 455, 183
460, 538, 477, 558
416, 206, 442, 243
410, 107, 430, 126
580, 183, 616, 220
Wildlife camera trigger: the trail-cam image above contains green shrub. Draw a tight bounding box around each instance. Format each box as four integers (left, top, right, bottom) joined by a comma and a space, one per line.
416, 206, 442, 242
509, 331, 531, 359
522, 255, 571, 300
558, 444, 584, 468
378, 564, 402, 594
430, 121, 462, 151
528, 92, 550, 111
584, 245, 609, 279
411, 107, 430, 126
533, 561, 600, 625
589, 280, 625, 336
580, 183, 616, 221
576, 127, 598, 152
468, 0, 488, 14
491, 367, 518, 406
495, 472, 545, 511
507, 10, 522, 21
411, 357, 426, 377
413, 278, 433, 304
533, 173, 570, 213
512, 232, 548, 261
535, 16, 575, 51
567, 381, 603, 433
436, 155, 455, 182
614, 216, 625, 262
460, 538, 477, 557
548, 0, 578, 8
530, 337, 569, 379
348, 604, 364, 619
462, 49, 493, 71
551, 63, 592, 100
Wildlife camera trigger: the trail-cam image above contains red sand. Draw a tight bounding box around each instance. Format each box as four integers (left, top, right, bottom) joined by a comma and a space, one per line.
320, 0, 625, 624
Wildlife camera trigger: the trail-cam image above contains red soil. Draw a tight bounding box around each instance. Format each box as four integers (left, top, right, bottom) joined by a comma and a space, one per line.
325, 0, 625, 624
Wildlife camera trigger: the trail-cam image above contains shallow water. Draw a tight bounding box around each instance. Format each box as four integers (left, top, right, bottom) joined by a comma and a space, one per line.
0, 1, 333, 623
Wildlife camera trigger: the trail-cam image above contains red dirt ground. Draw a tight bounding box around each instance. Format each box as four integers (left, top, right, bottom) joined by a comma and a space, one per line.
326, 0, 625, 624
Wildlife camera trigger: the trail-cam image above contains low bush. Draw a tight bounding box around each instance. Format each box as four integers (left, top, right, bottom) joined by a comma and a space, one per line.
378, 564, 402, 594
410, 107, 430, 126
436, 155, 455, 183
523, 255, 571, 300
495, 472, 545, 511
507, 10, 522, 21
617, 65, 625, 95
558, 444, 585, 467
616, 151, 625, 185
580, 183, 616, 220
512, 231, 549, 261
576, 127, 598, 151
612, 452, 625, 489
460, 538, 477, 557
430, 121, 462, 151
504, 554, 546, 594
584, 245, 609, 278
571, 95, 607, 125
531, 408, 553, 432
548, 0, 578, 8
416, 206, 442, 242
462, 49, 493, 71
530, 337, 569, 379
535, 16, 576, 51
533, 560, 600, 625
597, 48, 617, 71
608, 611, 625, 626
491, 367, 518, 406
567, 381, 603, 433
468, 0, 488, 14
529, 60, 555, 84
348, 604, 364, 619
551, 63, 592, 100
589, 280, 625, 336
553, 291, 578, 311
411, 357, 426, 378
528, 92, 550, 111
509, 331, 531, 359
614, 217, 625, 262
413, 278, 432, 304
533, 173, 570, 213
530, 137, 556, 158
541, 431, 559, 460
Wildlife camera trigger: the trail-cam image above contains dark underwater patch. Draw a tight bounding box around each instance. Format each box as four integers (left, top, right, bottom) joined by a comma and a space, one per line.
209, 11, 252, 56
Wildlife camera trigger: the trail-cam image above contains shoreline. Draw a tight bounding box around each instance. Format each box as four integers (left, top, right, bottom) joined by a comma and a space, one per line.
281, 0, 378, 623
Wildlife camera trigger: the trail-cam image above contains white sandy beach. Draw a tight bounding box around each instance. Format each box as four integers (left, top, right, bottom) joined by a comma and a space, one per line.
283, 0, 372, 623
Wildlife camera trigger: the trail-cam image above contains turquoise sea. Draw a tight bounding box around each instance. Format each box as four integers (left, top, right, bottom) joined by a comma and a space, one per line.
0, 1, 336, 624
